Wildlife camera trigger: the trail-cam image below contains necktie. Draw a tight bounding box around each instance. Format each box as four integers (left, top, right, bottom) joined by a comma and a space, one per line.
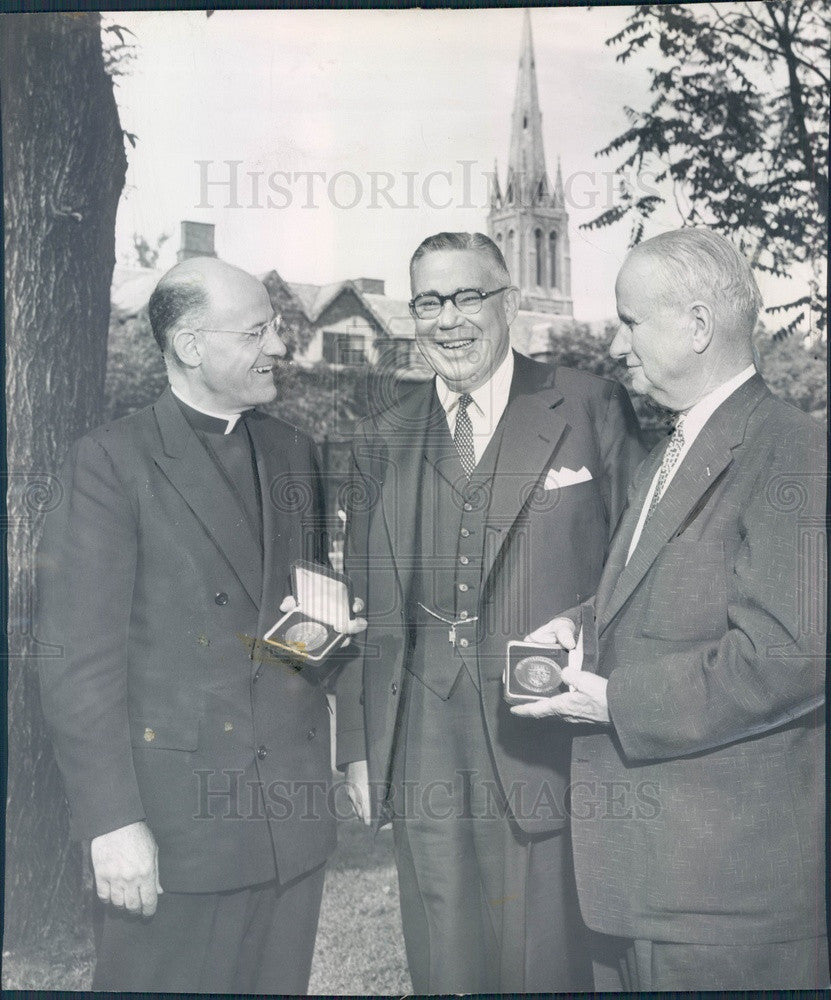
645, 416, 686, 521
454, 392, 476, 478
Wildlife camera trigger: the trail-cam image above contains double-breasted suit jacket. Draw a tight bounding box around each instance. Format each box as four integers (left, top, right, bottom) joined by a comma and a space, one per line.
337, 352, 646, 828
568, 374, 826, 945
38, 388, 336, 893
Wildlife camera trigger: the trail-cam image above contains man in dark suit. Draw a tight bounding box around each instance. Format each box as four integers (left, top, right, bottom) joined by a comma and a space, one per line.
515, 227, 828, 990
336, 232, 646, 992
37, 257, 363, 992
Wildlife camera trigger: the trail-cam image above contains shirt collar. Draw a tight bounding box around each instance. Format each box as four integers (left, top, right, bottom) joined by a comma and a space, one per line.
680, 365, 756, 439
435, 349, 514, 424
170, 385, 247, 435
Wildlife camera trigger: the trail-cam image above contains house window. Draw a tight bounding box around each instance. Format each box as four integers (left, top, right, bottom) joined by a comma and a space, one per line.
383, 340, 414, 369
323, 331, 366, 365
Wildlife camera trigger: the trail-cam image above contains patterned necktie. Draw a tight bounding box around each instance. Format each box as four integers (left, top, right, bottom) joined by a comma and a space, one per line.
645, 416, 686, 521
454, 392, 476, 478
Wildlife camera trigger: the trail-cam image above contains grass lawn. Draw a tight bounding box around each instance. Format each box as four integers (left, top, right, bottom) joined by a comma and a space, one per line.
2, 814, 410, 994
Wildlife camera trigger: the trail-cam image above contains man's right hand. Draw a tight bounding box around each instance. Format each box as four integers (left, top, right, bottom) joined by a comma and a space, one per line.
90, 820, 163, 917
525, 616, 578, 649
345, 759, 372, 826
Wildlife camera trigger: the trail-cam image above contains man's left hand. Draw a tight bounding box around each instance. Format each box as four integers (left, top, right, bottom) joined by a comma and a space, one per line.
279, 595, 367, 646
510, 665, 610, 723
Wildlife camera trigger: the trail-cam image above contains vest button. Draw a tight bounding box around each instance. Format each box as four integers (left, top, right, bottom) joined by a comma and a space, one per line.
458, 583, 469, 592
214, 592, 229, 606
391, 681, 398, 695
463, 502, 473, 512
307, 728, 316, 740
256, 745, 268, 760
253, 668, 262, 683
459, 555, 469, 565
459, 638, 469, 648
459, 610, 468, 619
460, 528, 470, 537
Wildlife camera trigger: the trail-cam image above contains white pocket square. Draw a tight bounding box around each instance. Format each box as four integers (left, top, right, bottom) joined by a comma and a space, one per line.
544, 465, 593, 490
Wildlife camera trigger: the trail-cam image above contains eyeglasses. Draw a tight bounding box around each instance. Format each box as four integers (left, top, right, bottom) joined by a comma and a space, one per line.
195, 314, 282, 346
409, 287, 510, 321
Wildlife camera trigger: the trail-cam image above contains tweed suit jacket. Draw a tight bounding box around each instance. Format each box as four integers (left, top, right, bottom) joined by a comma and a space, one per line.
568, 374, 826, 945
336, 351, 646, 832
37, 388, 336, 893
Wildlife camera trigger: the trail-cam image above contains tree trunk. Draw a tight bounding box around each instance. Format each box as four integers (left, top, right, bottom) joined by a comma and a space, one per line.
2, 12, 126, 947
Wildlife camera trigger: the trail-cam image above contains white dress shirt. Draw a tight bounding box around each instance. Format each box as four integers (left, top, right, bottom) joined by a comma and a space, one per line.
171, 385, 243, 434
435, 349, 514, 465
625, 364, 756, 563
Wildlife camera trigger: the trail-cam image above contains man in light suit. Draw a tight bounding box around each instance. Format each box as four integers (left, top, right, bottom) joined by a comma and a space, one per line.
37, 257, 363, 992
336, 232, 646, 992
516, 228, 828, 989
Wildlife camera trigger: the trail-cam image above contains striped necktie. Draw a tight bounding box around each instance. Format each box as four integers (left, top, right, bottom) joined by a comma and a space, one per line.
454, 392, 476, 478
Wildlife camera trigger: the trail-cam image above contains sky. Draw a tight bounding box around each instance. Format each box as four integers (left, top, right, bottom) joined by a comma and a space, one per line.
109, 6, 805, 321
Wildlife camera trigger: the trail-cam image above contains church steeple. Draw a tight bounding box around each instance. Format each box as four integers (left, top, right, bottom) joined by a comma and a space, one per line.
507, 9, 547, 207
487, 9, 573, 317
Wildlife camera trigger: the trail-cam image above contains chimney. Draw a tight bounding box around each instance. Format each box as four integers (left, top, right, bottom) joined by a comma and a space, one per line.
177, 221, 217, 262
352, 277, 385, 295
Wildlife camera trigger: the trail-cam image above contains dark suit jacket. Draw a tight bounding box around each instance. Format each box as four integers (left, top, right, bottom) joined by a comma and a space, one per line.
37, 388, 336, 893
569, 374, 826, 945
337, 352, 646, 832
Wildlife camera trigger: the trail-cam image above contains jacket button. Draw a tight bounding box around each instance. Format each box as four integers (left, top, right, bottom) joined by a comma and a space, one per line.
307, 728, 316, 740
214, 592, 229, 606
253, 668, 262, 684
256, 745, 268, 759
391, 682, 398, 695
143, 728, 155, 743
224, 722, 234, 732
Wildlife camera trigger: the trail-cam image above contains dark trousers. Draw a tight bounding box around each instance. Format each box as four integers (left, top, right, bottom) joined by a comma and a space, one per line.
92, 863, 326, 993
391, 665, 591, 993
591, 931, 831, 990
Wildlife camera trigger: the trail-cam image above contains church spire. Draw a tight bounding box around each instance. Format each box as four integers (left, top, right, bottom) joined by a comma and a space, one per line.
486, 9, 573, 318
507, 8, 547, 205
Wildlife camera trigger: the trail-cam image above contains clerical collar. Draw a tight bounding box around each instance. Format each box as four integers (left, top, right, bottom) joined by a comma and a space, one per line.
170, 386, 250, 435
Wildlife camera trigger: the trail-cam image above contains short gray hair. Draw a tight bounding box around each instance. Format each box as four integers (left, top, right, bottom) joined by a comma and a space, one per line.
630, 228, 762, 335
410, 232, 511, 285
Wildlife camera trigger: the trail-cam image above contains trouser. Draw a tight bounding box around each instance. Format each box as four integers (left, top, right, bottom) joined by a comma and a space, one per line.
390, 664, 591, 993
92, 863, 326, 993
590, 931, 831, 990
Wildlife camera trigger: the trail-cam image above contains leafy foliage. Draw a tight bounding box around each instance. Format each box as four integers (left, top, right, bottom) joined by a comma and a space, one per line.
586, 2, 830, 340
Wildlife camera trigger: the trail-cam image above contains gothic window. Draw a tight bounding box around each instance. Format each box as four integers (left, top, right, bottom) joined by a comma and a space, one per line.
506, 230, 515, 275
549, 231, 558, 288
534, 228, 543, 287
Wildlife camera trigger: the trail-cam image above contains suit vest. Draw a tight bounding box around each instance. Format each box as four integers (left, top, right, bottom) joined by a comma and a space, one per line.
407, 419, 505, 699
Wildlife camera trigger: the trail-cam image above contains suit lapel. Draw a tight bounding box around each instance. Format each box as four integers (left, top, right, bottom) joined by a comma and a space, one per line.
245, 413, 296, 633
153, 389, 263, 608
593, 441, 666, 620
481, 357, 567, 586
380, 382, 442, 604
598, 375, 769, 630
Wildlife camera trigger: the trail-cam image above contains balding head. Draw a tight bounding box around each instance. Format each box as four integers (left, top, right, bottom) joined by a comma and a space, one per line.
148, 257, 266, 356
627, 228, 762, 345
611, 228, 759, 410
